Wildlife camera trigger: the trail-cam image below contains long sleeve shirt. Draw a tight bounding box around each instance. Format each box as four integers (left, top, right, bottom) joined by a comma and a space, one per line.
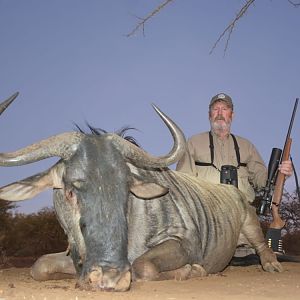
176, 131, 267, 202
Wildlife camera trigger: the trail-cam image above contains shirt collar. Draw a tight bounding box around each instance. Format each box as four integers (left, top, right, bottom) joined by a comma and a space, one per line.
210, 130, 231, 140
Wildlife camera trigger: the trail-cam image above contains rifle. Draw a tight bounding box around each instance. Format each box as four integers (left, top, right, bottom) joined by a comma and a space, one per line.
258, 98, 298, 221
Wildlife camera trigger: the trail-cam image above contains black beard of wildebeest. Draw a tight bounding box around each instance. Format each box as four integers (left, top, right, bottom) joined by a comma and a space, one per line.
0, 92, 284, 292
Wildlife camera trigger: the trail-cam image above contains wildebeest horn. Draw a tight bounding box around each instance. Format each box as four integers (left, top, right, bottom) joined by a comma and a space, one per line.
0, 92, 19, 116
0, 132, 83, 166
0, 103, 184, 167
112, 104, 186, 168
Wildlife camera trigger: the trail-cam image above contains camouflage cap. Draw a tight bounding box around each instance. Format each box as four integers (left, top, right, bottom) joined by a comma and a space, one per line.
209, 93, 234, 110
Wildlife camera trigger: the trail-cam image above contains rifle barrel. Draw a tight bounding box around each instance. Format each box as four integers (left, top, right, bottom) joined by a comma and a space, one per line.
283, 98, 298, 158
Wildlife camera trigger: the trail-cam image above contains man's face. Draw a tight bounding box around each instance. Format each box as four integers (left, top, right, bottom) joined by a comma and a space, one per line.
209, 100, 234, 132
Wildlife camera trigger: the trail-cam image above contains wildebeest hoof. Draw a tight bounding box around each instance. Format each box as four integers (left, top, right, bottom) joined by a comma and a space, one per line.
191, 264, 207, 277
173, 264, 207, 280
262, 261, 283, 273
174, 264, 192, 280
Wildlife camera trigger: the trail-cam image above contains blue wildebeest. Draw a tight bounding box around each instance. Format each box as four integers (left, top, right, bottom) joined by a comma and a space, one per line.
0, 93, 282, 292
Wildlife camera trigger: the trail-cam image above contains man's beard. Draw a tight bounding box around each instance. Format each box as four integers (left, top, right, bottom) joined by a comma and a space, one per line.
210, 117, 231, 133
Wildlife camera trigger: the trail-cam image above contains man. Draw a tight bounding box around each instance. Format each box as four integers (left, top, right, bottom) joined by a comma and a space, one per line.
176, 93, 292, 254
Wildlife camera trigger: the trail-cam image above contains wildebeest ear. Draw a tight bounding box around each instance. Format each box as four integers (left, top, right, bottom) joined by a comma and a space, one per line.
130, 178, 169, 200
0, 162, 65, 201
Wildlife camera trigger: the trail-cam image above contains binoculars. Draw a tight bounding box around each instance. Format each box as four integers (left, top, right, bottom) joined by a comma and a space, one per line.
220, 165, 238, 188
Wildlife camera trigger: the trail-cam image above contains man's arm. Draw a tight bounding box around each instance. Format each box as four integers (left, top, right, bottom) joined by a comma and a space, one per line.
247, 143, 268, 189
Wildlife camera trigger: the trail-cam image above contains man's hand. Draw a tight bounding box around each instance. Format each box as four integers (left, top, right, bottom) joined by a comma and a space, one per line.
278, 160, 293, 177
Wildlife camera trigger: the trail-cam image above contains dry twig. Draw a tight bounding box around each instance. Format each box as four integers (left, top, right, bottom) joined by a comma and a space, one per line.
288, 0, 300, 6
127, 0, 298, 54
126, 0, 175, 37
209, 0, 256, 55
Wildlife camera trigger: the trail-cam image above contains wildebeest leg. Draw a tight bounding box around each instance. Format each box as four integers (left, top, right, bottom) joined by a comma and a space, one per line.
31, 251, 76, 281
132, 239, 206, 281
241, 207, 283, 273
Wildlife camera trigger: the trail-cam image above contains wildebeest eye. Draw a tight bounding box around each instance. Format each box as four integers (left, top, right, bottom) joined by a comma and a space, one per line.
65, 189, 76, 202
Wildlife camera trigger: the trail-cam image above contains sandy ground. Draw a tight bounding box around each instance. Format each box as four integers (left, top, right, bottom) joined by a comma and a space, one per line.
1, 262, 300, 300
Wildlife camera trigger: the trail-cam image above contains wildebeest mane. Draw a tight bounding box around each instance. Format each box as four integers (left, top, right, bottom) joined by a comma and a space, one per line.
74, 123, 140, 147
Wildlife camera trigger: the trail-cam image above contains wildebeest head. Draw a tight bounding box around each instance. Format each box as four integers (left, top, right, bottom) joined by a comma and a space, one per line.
0, 94, 186, 291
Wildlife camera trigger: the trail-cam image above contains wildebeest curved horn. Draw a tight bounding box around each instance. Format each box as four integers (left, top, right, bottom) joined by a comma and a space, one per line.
0, 132, 83, 166
0, 92, 19, 116
112, 104, 186, 168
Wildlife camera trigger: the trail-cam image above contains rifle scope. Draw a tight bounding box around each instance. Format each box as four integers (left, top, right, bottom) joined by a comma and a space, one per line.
257, 148, 282, 215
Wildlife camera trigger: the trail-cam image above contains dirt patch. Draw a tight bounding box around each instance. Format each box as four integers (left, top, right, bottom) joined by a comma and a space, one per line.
0, 262, 300, 300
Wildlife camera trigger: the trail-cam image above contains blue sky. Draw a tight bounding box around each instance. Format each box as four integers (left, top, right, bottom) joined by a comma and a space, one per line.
0, 0, 299, 213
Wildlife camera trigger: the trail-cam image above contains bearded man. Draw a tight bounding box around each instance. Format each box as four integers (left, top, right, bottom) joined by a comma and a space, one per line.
176, 93, 292, 255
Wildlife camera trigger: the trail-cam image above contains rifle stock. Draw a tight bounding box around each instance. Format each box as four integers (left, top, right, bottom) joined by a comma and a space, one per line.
269, 138, 292, 229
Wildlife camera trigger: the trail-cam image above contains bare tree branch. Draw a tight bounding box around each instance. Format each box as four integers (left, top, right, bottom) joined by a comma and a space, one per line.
126, 0, 175, 37
279, 190, 300, 232
209, 0, 256, 55
288, 0, 300, 7
126, 0, 298, 54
